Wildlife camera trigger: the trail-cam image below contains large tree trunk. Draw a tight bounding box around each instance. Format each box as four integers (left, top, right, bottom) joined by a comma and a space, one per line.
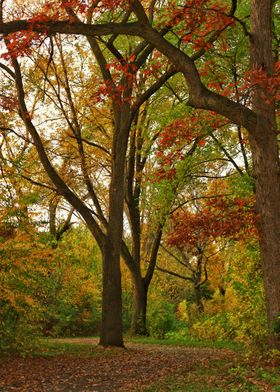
249, 0, 280, 346
249, 126, 280, 345
99, 109, 132, 347
99, 238, 124, 346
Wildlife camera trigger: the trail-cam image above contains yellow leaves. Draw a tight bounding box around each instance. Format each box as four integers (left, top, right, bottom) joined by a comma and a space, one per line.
1, 288, 17, 308
224, 286, 241, 312
203, 290, 226, 316
1, 286, 37, 311
177, 300, 189, 323
23, 295, 36, 307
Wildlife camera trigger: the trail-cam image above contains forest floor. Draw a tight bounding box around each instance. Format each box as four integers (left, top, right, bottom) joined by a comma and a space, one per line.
0, 337, 279, 392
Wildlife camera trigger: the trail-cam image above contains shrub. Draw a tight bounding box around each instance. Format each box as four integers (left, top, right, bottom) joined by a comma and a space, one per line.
147, 299, 177, 338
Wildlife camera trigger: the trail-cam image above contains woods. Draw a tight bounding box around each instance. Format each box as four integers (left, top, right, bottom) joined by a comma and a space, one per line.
0, 0, 279, 357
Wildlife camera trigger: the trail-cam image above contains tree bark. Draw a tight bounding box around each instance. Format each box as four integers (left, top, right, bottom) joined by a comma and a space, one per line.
130, 227, 163, 335
194, 284, 204, 314
99, 107, 132, 347
99, 239, 124, 346
249, 0, 280, 345
130, 276, 148, 335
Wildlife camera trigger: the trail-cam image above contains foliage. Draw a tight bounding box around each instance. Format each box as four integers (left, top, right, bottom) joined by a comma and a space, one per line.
39, 228, 102, 338
0, 231, 53, 353
188, 240, 268, 346
0, 0, 279, 351
147, 298, 177, 339
139, 359, 280, 392
0, 227, 102, 353
1, 337, 279, 392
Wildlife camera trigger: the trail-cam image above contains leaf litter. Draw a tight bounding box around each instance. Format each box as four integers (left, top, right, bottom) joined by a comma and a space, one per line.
0, 338, 239, 392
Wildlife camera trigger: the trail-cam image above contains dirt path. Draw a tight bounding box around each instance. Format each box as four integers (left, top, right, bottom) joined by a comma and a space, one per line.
0, 338, 236, 392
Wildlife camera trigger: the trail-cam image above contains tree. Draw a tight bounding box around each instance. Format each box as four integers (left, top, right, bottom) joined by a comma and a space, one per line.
0, 1, 178, 345
123, 87, 204, 334
0, 0, 279, 345
158, 188, 255, 313
128, 0, 280, 343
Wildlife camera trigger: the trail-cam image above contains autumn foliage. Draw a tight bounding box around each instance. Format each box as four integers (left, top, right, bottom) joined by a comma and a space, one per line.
167, 196, 256, 252
0, 0, 279, 353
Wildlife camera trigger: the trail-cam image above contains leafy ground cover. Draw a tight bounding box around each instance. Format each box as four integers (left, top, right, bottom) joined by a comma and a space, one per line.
0, 338, 279, 392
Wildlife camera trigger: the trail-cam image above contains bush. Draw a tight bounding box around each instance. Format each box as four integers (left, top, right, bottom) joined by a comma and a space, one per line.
41, 230, 102, 337
0, 228, 102, 353
0, 302, 42, 355
147, 299, 177, 338
0, 231, 53, 353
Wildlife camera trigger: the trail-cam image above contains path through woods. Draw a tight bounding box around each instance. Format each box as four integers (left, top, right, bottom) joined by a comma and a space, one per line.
0, 338, 237, 391
0, 338, 280, 392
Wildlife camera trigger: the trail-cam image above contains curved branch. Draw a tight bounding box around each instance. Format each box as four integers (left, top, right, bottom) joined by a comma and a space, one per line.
10, 54, 106, 250
0, 17, 257, 131
156, 265, 194, 282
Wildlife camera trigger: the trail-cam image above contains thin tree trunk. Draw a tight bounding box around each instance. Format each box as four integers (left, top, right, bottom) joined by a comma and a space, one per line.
130, 276, 148, 336
194, 284, 204, 314
129, 227, 162, 335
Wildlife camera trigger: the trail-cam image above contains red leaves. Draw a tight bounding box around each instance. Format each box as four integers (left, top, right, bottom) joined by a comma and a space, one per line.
106, 58, 137, 82
197, 138, 206, 146
99, 0, 128, 9
160, 119, 192, 149
61, 0, 88, 12
0, 96, 18, 111
153, 111, 227, 182
157, 0, 235, 52
152, 118, 193, 181
2, 31, 45, 59
167, 196, 256, 252
242, 63, 280, 104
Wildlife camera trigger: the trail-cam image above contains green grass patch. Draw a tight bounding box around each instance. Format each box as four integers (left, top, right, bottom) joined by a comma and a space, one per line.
36, 337, 117, 358
37, 335, 243, 358
137, 359, 280, 392
127, 335, 243, 352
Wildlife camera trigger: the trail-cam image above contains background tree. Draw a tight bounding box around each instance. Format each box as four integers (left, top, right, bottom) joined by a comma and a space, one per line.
161, 189, 255, 313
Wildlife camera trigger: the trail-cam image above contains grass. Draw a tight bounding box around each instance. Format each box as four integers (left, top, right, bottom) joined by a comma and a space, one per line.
36, 337, 117, 358
127, 334, 243, 352
137, 359, 280, 392
37, 334, 243, 356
